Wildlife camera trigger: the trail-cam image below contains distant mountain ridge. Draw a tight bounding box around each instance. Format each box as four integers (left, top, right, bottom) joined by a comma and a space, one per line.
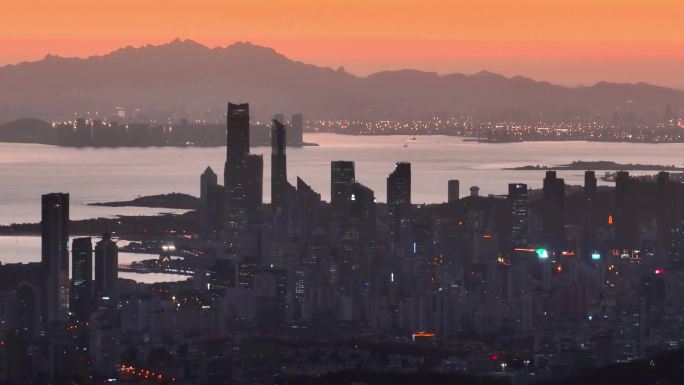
0, 39, 682, 122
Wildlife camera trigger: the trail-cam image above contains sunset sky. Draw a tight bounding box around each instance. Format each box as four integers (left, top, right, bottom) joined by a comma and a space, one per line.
3, 0, 684, 87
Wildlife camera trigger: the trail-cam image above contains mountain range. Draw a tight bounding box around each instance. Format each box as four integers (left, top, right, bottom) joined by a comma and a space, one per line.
0, 39, 682, 123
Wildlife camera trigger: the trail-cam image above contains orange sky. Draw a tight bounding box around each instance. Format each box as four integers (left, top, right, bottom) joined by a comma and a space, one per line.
3, 0, 684, 87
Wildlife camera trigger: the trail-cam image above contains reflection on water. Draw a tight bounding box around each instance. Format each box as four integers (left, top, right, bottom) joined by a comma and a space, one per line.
0, 236, 188, 283
2, 134, 684, 225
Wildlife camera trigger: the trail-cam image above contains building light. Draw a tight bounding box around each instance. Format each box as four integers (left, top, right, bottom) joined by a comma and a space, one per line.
655, 269, 665, 276
591, 252, 601, 261
536, 248, 549, 260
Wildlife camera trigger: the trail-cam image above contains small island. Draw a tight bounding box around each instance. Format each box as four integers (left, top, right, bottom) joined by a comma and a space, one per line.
88, 193, 199, 210
506, 160, 684, 171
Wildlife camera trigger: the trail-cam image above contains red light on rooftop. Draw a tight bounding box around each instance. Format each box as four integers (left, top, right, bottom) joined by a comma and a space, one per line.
655, 268, 665, 276
490, 354, 499, 361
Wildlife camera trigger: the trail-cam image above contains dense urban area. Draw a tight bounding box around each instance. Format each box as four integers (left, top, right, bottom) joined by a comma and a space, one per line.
2, 103, 684, 385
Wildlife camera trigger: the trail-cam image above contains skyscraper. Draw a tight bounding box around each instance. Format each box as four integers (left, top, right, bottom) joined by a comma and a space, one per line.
200, 166, 217, 204
71, 237, 93, 321
542, 171, 565, 255
204, 184, 225, 237
226, 103, 250, 166
656, 171, 678, 255
508, 183, 528, 248
95, 234, 118, 299
271, 119, 288, 213
387, 162, 412, 245
331, 161, 355, 211
290, 113, 304, 146
615, 171, 639, 249
387, 162, 411, 205
41, 192, 69, 324
224, 102, 263, 224
224, 103, 250, 216
448, 180, 460, 203
583, 171, 598, 260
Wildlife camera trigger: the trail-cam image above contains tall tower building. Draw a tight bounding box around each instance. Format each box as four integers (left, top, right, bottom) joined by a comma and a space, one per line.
290, 113, 304, 146
448, 180, 460, 203
224, 102, 263, 223
387, 162, 412, 245
331, 161, 355, 210
542, 171, 565, 255
71, 237, 93, 321
508, 183, 528, 248
387, 162, 411, 205
583, 171, 598, 260
224, 103, 250, 215
271, 119, 288, 213
615, 171, 639, 249
95, 234, 118, 299
200, 166, 217, 204
41, 192, 70, 324
656, 172, 678, 255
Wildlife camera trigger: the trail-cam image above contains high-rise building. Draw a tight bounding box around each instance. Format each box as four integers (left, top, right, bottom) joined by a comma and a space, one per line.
224, 103, 263, 228
615, 171, 639, 249
41, 192, 70, 324
224, 102, 250, 217
94, 234, 118, 299
583, 171, 598, 260
71, 237, 93, 321
204, 184, 225, 237
508, 183, 528, 248
225, 103, 250, 166
448, 180, 460, 203
387, 162, 411, 205
656, 172, 679, 255
271, 119, 288, 213
331, 161, 355, 211
245, 154, 264, 216
542, 171, 565, 255
200, 166, 217, 204
290, 113, 304, 146
387, 162, 412, 246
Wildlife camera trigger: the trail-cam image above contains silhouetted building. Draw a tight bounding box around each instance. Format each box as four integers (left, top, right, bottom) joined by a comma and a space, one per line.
71, 237, 93, 321
200, 166, 217, 204
94, 234, 118, 299
583, 170, 598, 260
543, 171, 565, 255
508, 183, 528, 248
331, 161, 356, 212
387, 162, 412, 247
448, 180, 460, 203
656, 172, 679, 256
204, 184, 225, 237
245, 154, 264, 216
290, 113, 304, 146
224, 102, 251, 219
41, 192, 69, 324
615, 171, 639, 249
271, 119, 288, 214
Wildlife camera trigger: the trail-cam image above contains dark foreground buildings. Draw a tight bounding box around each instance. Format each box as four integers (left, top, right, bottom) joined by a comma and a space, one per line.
6, 102, 684, 384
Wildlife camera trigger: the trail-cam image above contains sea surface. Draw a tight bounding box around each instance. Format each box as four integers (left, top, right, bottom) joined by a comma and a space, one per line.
2, 133, 684, 226
0, 235, 188, 283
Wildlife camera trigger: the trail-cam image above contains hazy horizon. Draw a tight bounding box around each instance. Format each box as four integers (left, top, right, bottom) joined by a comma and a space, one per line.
4, 0, 684, 88
2, 38, 683, 90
